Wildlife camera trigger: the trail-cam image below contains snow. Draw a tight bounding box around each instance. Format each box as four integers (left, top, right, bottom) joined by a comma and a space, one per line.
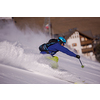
0, 20, 100, 100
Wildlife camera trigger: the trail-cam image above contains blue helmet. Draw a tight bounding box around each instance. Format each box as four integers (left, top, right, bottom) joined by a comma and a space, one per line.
58, 37, 66, 44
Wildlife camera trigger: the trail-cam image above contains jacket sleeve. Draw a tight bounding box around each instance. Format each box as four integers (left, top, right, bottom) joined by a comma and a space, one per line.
56, 44, 77, 57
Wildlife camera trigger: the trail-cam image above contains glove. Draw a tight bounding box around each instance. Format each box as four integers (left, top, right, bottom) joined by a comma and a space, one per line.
76, 55, 80, 59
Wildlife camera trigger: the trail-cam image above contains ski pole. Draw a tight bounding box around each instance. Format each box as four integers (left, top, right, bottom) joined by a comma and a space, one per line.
79, 59, 84, 68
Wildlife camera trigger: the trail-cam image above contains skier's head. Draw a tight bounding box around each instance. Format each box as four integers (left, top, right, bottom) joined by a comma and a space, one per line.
58, 37, 66, 46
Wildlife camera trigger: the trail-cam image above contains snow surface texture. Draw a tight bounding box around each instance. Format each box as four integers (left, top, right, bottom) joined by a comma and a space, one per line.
0, 21, 100, 84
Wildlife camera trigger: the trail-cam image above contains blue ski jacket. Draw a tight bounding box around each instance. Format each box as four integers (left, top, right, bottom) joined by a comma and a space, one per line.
40, 42, 77, 57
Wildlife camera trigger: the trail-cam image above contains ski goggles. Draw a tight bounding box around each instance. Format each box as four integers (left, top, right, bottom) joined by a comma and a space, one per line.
63, 42, 66, 45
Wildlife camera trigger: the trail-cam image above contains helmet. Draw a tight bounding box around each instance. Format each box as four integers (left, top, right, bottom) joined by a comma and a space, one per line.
58, 37, 66, 45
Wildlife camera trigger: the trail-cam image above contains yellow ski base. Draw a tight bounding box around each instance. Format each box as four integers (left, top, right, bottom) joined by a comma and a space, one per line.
46, 56, 59, 69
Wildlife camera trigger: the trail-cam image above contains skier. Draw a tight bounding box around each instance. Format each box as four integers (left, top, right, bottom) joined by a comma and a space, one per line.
39, 37, 80, 59
39, 37, 80, 68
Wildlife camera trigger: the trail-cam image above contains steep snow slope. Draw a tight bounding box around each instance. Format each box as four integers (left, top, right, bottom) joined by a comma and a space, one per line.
0, 63, 68, 84
0, 41, 82, 84
0, 21, 100, 84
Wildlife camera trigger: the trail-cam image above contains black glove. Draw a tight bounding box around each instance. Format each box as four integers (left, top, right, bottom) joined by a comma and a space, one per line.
76, 55, 80, 59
